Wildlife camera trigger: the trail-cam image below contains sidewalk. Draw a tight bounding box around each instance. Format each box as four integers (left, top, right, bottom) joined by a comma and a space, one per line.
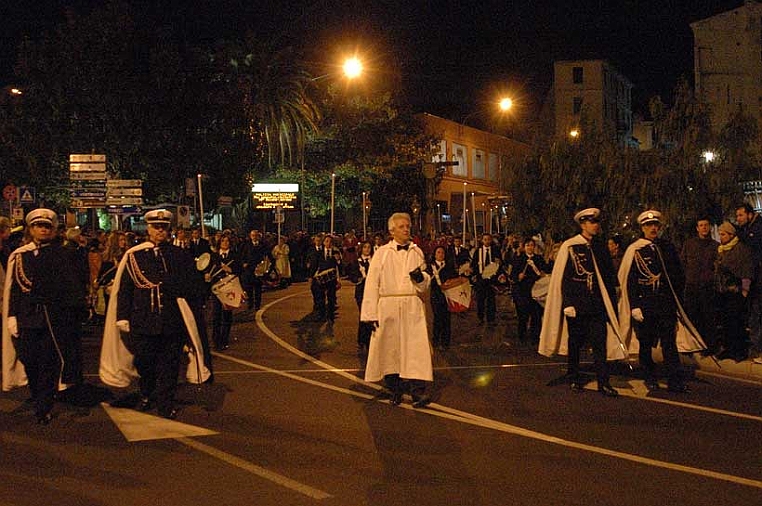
687, 352, 762, 382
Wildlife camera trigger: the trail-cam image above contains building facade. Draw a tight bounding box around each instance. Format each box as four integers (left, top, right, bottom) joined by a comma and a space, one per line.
419, 113, 529, 237
553, 59, 634, 146
691, 0, 762, 132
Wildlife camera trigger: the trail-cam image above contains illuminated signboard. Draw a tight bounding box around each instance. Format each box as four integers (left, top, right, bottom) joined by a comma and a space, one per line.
251, 183, 299, 210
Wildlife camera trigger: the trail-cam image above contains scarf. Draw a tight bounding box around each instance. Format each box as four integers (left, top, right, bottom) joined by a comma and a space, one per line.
717, 235, 739, 253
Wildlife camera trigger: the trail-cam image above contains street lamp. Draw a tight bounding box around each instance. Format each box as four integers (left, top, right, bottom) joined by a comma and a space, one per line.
499, 97, 513, 111
330, 173, 336, 236
411, 195, 421, 235
342, 57, 363, 79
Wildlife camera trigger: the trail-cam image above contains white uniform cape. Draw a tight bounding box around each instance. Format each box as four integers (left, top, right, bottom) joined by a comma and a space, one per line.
617, 238, 706, 354
538, 234, 627, 360
1, 242, 36, 391
361, 241, 433, 382
99, 241, 210, 388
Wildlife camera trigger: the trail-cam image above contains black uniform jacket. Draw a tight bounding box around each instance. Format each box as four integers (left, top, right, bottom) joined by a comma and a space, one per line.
561, 238, 617, 316
117, 243, 203, 336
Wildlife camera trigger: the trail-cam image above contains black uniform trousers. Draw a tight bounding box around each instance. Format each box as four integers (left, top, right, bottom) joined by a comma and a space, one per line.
13, 326, 61, 418
432, 296, 451, 348
122, 331, 184, 416
212, 297, 234, 349
566, 312, 609, 385
312, 279, 337, 322
633, 311, 682, 386
474, 279, 496, 323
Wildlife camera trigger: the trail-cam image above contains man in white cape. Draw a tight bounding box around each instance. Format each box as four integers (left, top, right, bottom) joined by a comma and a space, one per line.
617, 210, 706, 393
99, 210, 209, 418
361, 213, 433, 408
538, 208, 624, 396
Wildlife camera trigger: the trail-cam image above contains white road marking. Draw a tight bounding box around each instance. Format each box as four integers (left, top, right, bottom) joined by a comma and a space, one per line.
176, 438, 332, 500
101, 403, 218, 442
237, 289, 762, 490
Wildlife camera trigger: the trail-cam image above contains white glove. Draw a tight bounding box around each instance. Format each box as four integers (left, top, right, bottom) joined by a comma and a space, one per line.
563, 306, 576, 318
631, 308, 644, 322
116, 320, 131, 333
7, 316, 18, 337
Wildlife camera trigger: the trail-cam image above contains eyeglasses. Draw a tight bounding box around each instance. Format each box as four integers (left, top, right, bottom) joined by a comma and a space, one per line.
31, 222, 53, 229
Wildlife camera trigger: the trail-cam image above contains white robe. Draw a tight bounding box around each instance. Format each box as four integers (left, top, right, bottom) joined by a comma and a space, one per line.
99, 241, 210, 388
1, 242, 36, 391
361, 241, 432, 382
617, 238, 706, 353
538, 234, 627, 360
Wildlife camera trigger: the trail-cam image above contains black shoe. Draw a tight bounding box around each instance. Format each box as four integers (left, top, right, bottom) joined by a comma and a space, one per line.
390, 392, 403, 406
412, 395, 432, 408
136, 397, 153, 412
667, 383, 690, 394
159, 408, 179, 420
36, 412, 53, 425
570, 381, 585, 392
598, 384, 619, 397
644, 379, 660, 391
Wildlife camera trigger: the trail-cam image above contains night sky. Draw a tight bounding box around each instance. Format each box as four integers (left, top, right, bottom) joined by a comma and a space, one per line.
0, 0, 747, 119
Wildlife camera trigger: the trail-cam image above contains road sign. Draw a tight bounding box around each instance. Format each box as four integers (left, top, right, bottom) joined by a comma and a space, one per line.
106, 179, 142, 188
11, 207, 23, 221
2, 184, 17, 201
69, 154, 106, 163
18, 186, 35, 203
105, 197, 143, 206
107, 188, 143, 196
69, 162, 107, 172
70, 171, 108, 181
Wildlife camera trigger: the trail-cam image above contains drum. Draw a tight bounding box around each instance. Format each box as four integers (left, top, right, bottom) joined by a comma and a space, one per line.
531, 276, 551, 307
254, 258, 271, 277
441, 277, 472, 313
314, 268, 337, 287
212, 274, 245, 309
481, 262, 499, 280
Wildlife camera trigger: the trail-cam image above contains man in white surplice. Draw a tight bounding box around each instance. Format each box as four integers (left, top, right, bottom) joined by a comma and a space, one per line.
361, 213, 433, 408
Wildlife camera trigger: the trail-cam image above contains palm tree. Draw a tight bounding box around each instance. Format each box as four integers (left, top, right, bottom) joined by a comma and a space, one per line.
228, 39, 320, 169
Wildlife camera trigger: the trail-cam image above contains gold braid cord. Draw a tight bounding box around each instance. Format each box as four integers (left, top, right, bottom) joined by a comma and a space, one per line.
634, 246, 661, 292
569, 247, 594, 293
13, 253, 33, 294
126, 251, 164, 313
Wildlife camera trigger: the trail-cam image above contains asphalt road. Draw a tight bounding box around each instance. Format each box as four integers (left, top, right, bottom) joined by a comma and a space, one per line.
1, 282, 760, 506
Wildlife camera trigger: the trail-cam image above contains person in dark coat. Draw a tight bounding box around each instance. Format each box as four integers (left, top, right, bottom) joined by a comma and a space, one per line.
308, 235, 340, 323
189, 227, 212, 259
469, 233, 501, 325
115, 209, 205, 419
348, 241, 373, 353
621, 210, 690, 393
511, 237, 549, 342
427, 245, 458, 350
714, 221, 754, 361
5, 209, 87, 423
239, 229, 271, 310
681, 217, 719, 353
208, 234, 241, 351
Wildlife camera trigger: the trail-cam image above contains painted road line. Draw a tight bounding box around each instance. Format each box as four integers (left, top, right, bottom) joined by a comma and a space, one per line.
243, 290, 762, 490
176, 437, 332, 500
101, 403, 218, 442
214, 352, 762, 490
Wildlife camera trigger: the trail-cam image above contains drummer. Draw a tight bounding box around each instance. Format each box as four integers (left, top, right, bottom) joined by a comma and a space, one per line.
208, 235, 241, 350
469, 233, 501, 325
308, 235, 341, 324
510, 237, 549, 342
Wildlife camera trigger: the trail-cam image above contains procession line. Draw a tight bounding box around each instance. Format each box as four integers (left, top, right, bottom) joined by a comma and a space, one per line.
202, 293, 762, 489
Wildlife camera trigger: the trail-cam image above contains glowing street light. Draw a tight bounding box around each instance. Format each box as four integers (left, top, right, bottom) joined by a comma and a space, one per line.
342, 57, 363, 79
703, 150, 715, 163
499, 97, 513, 111
569, 129, 580, 139
10, 88, 23, 96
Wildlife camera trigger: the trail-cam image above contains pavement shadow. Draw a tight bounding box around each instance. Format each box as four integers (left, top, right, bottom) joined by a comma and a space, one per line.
290, 312, 340, 359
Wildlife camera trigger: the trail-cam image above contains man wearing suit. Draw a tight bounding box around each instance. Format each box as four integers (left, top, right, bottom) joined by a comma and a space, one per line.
447, 236, 471, 269
308, 235, 340, 323
240, 229, 270, 310
188, 227, 211, 258
470, 233, 501, 325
